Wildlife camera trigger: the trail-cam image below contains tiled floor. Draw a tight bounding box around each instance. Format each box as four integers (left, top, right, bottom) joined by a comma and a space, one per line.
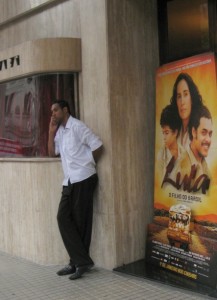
0, 251, 213, 300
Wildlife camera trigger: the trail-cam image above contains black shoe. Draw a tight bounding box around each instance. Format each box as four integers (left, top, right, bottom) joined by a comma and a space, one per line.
57, 265, 76, 276
69, 264, 94, 280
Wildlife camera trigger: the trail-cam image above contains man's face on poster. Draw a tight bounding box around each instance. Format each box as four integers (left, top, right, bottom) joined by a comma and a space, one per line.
192, 117, 213, 158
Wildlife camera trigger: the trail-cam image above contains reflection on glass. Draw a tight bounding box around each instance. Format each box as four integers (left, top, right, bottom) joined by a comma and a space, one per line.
0, 73, 76, 157
167, 0, 209, 60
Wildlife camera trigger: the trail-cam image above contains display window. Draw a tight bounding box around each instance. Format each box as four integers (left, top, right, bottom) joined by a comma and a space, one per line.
0, 73, 77, 157
158, 0, 216, 64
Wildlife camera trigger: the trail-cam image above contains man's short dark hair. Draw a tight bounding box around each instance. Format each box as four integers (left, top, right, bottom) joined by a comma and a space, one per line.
189, 105, 212, 140
53, 99, 71, 114
160, 104, 181, 131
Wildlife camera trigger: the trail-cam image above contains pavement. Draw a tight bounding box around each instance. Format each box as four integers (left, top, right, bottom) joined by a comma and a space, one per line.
0, 251, 214, 300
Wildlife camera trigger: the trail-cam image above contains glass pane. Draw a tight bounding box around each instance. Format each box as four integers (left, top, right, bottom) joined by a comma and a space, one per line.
0, 73, 76, 157
167, 0, 209, 60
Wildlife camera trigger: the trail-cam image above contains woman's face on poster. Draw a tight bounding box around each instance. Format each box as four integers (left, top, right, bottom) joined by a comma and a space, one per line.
176, 79, 192, 123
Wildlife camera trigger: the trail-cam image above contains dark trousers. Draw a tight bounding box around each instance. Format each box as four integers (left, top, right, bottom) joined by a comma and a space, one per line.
57, 173, 98, 267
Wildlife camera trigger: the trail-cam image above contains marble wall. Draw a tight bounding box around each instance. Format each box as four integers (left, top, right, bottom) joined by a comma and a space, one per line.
0, 0, 159, 269
0, 158, 68, 265
107, 0, 159, 265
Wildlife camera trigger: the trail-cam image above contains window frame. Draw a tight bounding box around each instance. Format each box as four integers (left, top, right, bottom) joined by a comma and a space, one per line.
0, 72, 79, 158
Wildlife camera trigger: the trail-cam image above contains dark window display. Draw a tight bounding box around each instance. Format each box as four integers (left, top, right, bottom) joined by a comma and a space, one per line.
158, 0, 216, 64
167, 0, 209, 60
0, 73, 77, 157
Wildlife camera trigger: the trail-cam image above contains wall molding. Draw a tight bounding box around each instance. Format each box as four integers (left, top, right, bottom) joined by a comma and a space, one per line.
0, 38, 81, 83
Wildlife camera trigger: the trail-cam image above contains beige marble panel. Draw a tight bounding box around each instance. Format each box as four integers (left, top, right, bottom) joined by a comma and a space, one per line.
91, 212, 116, 269
107, 0, 159, 266
79, 0, 116, 268
0, 0, 59, 25
0, 159, 68, 265
0, 0, 81, 50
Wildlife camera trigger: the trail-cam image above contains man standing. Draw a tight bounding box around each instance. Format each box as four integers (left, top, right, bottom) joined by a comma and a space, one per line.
48, 100, 102, 280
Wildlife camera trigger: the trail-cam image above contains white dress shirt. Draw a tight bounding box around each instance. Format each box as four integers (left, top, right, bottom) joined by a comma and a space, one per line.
54, 116, 102, 185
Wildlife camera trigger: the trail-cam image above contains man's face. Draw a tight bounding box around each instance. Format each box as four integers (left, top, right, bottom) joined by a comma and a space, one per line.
162, 126, 177, 149
51, 103, 66, 125
192, 117, 212, 159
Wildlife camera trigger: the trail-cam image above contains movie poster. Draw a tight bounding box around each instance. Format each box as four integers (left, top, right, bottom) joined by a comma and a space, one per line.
146, 52, 217, 287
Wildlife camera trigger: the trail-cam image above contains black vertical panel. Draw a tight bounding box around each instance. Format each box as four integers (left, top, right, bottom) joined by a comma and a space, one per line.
157, 0, 216, 64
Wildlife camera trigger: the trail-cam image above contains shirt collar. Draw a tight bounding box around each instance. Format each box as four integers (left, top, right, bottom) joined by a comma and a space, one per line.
60, 115, 73, 130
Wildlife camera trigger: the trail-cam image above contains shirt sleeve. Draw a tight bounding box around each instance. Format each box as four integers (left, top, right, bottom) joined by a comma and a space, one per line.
76, 121, 102, 151
54, 130, 60, 156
